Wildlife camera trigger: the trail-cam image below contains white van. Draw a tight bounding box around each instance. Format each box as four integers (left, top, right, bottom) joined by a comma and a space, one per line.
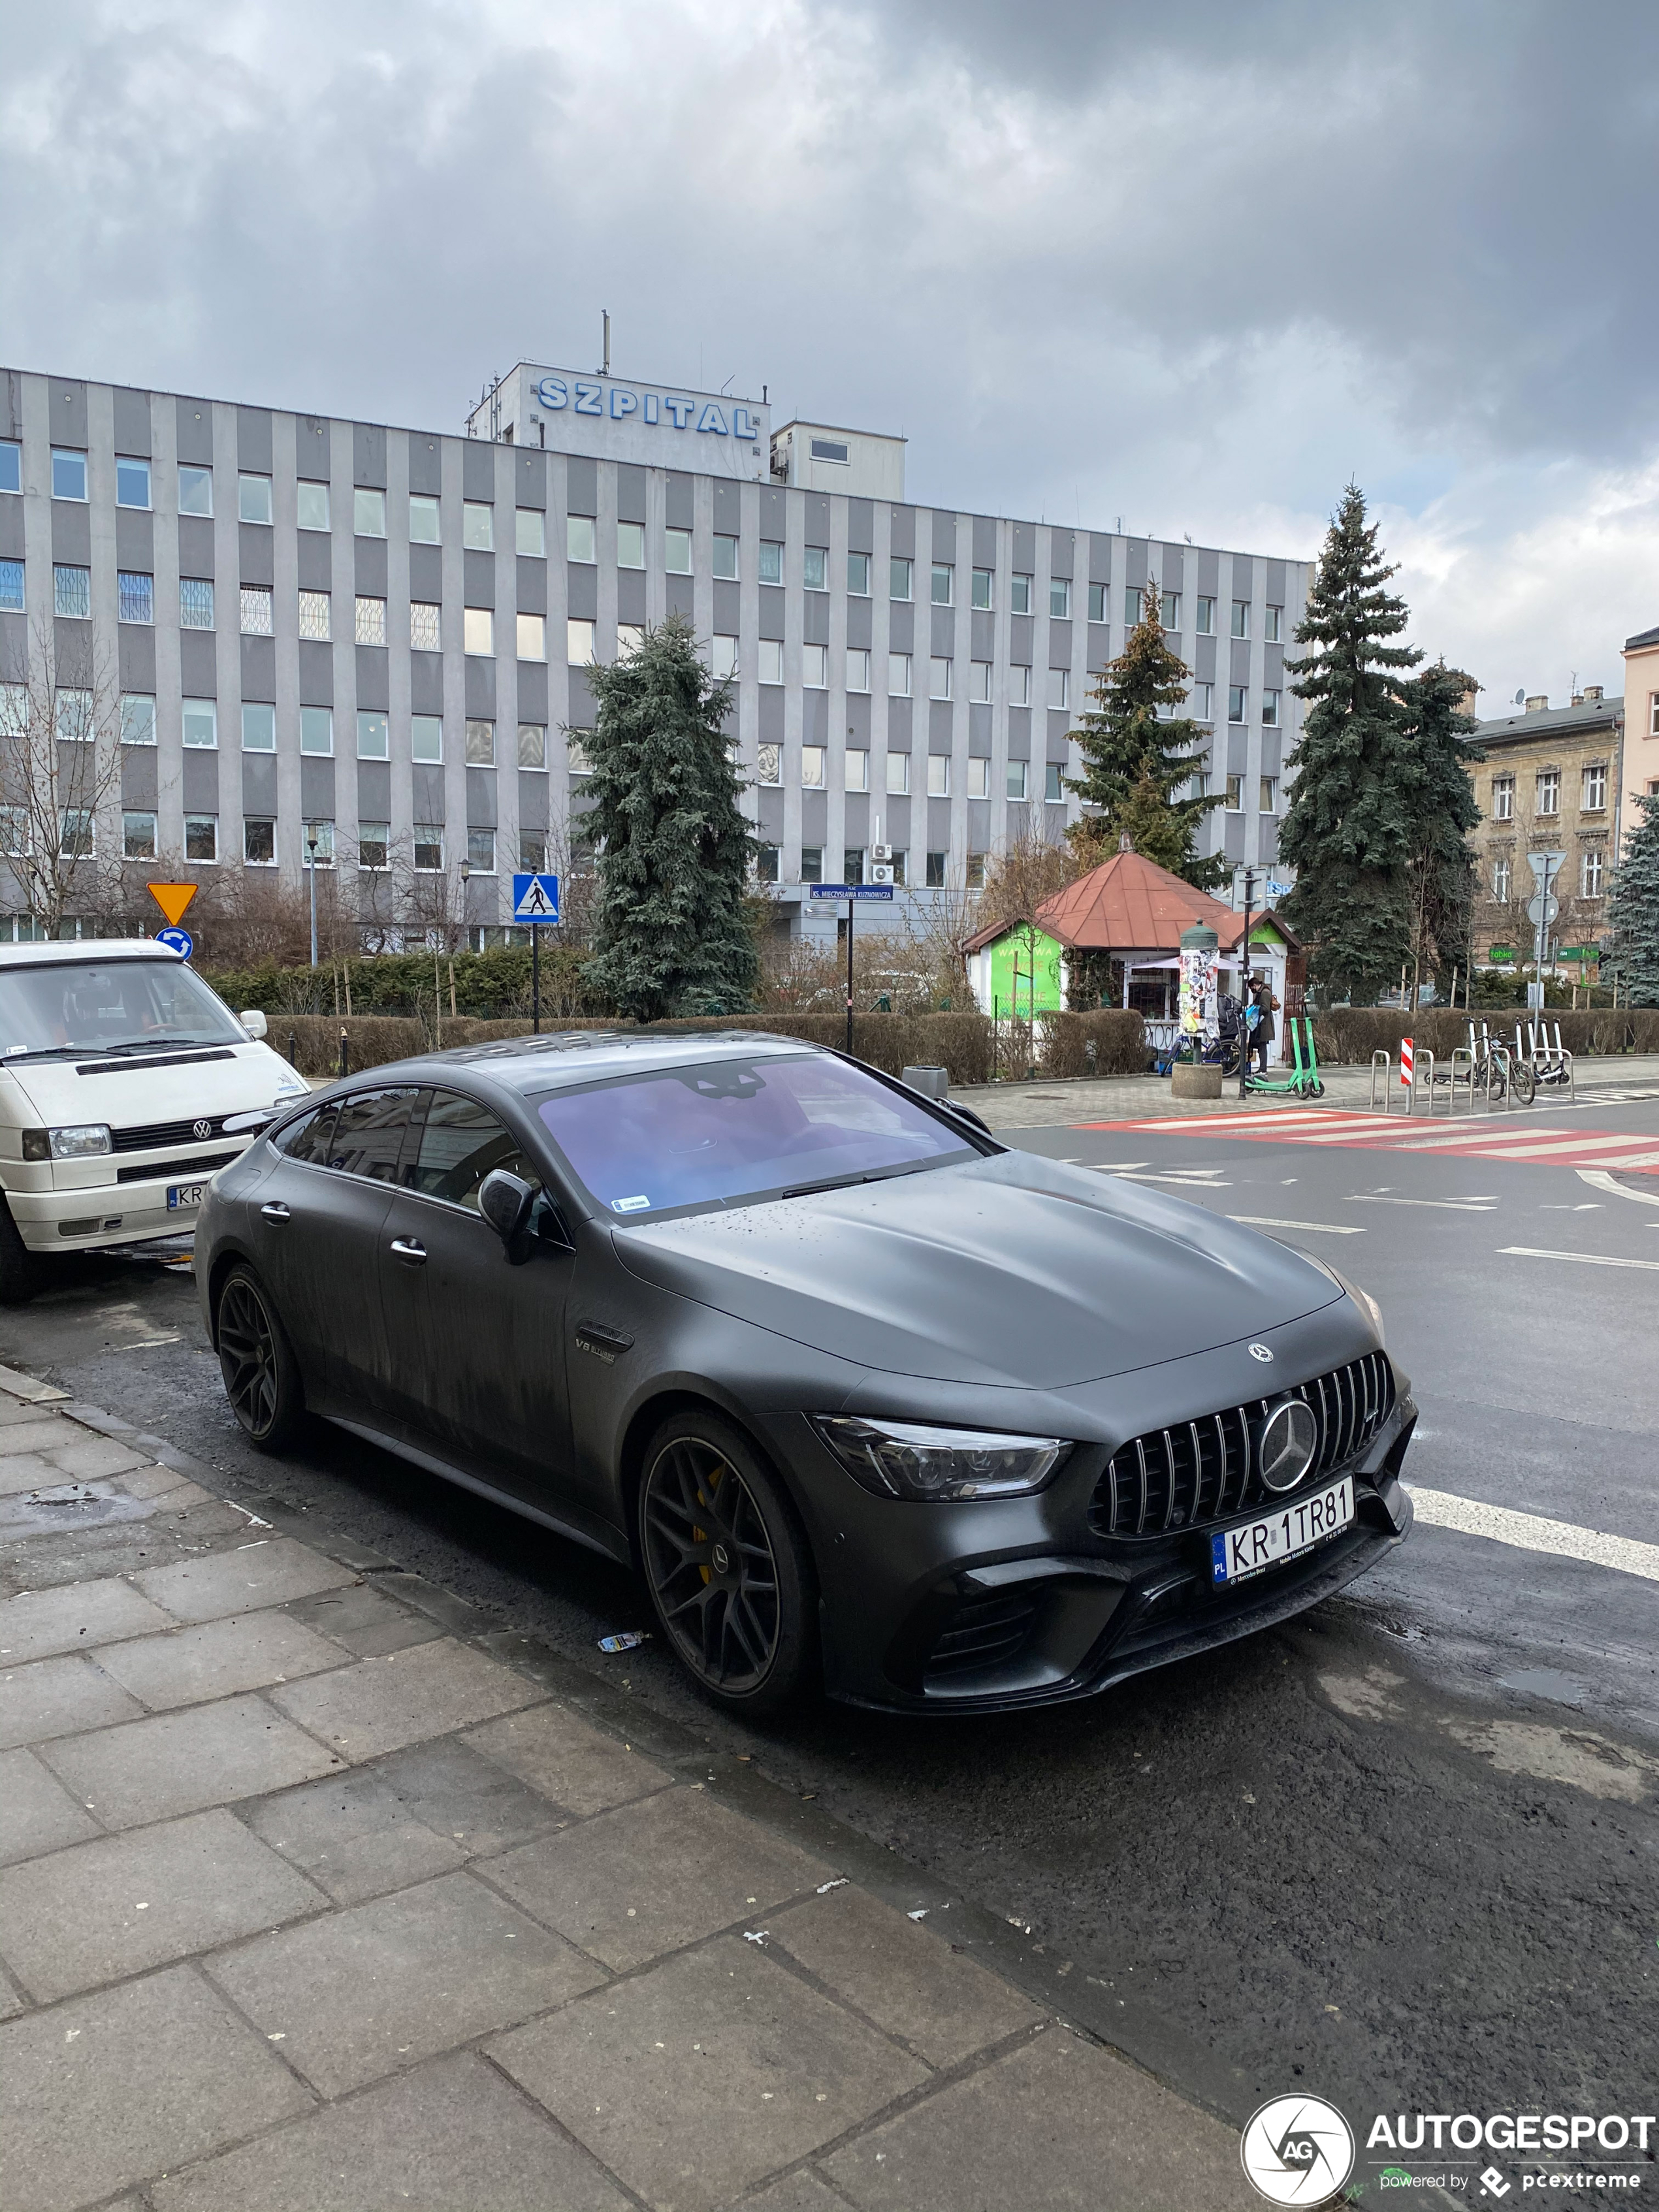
0, 940, 310, 1302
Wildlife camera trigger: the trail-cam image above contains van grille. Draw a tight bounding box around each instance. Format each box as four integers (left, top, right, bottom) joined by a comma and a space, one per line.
114, 1149, 240, 1185
111, 1115, 230, 1153
1088, 1350, 1394, 1539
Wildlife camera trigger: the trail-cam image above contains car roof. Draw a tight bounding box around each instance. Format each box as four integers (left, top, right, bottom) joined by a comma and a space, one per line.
0, 939, 183, 967
338, 1029, 831, 1100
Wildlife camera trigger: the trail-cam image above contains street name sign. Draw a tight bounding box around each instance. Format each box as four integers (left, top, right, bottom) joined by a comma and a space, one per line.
808, 885, 894, 900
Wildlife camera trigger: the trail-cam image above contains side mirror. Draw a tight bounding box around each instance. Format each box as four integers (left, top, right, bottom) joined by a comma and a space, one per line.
240, 1010, 268, 1040
223, 1104, 281, 1136
478, 1168, 537, 1258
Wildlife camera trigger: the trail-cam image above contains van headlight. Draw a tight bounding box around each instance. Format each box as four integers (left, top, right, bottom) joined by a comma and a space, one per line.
48, 1124, 113, 1160
814, 1416, 1070, 1501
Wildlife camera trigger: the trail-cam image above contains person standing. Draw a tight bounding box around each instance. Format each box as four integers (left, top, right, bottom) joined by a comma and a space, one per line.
1249, 972, 1277, 1074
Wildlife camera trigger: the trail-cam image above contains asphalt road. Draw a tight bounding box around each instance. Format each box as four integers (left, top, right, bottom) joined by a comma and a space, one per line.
5, 1083, 1657, 2195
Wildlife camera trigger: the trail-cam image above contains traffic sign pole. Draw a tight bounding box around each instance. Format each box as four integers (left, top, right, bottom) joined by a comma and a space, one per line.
845, 895, 854, 1055
509, 874, 562, 1036
532, 925, 540, 1036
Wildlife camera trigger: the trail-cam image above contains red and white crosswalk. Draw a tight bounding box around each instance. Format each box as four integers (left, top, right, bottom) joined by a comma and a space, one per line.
1074, 1106, 1659, 1174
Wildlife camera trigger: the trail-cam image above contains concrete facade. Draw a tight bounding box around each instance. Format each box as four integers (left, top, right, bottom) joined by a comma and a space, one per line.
0, 362, 1308, 942
1620, 622, 1659, 844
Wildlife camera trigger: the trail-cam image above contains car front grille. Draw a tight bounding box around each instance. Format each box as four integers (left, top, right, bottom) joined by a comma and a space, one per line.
923, 1591, 1040, 1684
1088, 1349, 1394, 1540
111, 1115, 230, 1153
114, 1149, 240, 1185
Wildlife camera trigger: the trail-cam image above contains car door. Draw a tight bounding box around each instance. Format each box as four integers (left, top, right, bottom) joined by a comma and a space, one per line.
254, 1087, 417, 1413
375, 1086, 579, 1513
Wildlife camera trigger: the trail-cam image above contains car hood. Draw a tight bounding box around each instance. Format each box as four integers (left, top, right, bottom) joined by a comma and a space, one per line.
0, 1042, 304, 1127
610, 1149, 1345, 1388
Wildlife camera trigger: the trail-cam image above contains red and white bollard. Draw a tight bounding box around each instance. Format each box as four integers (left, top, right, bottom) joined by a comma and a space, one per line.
1400, 1035, 1414, 1087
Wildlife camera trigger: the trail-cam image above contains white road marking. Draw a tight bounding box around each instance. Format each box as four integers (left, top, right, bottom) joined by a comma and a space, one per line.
1407, 1484, 1659, 1584
1577, 1169, 1659, 1206
1226, 1215, 1366, 1234
1498, 1245, 1659, 1272
1345, 1194, 1498, 1211
1112, 1171, 1234, 1187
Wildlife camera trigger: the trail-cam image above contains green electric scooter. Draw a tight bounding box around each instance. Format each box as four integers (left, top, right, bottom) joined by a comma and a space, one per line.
1242, 1016, 1325, 1099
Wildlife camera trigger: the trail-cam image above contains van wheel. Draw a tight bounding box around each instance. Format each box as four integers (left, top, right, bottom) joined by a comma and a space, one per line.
0, 1200, 40, 1306
215, 1267, 306, 1451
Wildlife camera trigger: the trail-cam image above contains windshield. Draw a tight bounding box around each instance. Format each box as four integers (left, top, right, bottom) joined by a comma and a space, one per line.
0, 959, 248, 1057
535, 1053, 976, 1219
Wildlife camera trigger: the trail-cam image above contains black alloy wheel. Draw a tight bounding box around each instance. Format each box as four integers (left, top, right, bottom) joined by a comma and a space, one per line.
216, 1268, 305, 1451
639, 1415, 816, 1715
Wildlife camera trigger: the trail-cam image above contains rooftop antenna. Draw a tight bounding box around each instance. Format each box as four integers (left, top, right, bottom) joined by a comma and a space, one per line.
601, 311, 610, 378
1184, 533, 1193, 545
1513, 688, 1526, 706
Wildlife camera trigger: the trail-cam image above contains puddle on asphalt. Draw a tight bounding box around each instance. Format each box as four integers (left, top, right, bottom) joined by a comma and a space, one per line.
1498, 1667, 1588, 1708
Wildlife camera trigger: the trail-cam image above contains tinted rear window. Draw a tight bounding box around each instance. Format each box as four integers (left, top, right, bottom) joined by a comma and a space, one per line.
534, 1054, 972, 1219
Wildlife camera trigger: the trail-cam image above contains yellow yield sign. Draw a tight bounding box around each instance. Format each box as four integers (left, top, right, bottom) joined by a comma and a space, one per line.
147, 882, 197, 929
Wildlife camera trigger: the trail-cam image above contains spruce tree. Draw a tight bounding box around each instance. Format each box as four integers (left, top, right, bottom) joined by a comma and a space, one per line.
1279, 485, 1423, 999
1066, 581, 1227, 890
583, 616, 758, 1021
1606, 790, 1659, 1006
1401, 660, 1483, 995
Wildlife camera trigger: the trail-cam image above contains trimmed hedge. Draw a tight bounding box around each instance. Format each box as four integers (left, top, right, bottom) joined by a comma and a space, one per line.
1036, 1010, 1148, 1080
1309, 1007, 1659, 1065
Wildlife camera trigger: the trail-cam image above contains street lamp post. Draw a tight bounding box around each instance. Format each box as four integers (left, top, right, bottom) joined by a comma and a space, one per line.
306, 832, 319, 969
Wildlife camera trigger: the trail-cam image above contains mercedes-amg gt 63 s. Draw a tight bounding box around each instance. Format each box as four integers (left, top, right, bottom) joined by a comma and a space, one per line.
199, 1032, 1413, 1715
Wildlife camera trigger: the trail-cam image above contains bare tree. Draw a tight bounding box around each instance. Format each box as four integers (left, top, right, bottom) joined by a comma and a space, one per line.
0, 618, 127, 934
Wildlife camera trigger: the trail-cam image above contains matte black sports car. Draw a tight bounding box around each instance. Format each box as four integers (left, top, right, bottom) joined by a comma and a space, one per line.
199, 1032, 1414, 1715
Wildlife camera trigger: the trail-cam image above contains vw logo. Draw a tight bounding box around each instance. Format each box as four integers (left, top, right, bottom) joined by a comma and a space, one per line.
1248, 1342, 1274, 1364
1256, 1398, 1319, 1494
192, 1118, 212, 1140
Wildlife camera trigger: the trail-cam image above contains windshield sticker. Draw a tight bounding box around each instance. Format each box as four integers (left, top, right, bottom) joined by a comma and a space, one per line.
612, 1194, 652, 1213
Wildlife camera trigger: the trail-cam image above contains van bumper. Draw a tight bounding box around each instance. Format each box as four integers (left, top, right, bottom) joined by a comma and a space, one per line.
6, 1168, 231, 1251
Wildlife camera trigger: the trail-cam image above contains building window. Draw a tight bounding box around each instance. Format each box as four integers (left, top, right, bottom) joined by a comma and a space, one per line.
848, 551, 871, 596
413, 824, 443, 871
1231, 600, 1250, 639
298, 589, 331, 641
561, 513, 595, 564
54, 564, 91, 619
931, 562, 953, 606
1048, 667, 1070, 711
1262, 689, 1281, 727
1492, 857, 1511, 901
843, 848, 865, 886
800, 846, 824, 884
1192, 681, 1214, 722
122, 810, 157, 861
1581, 847, 1605, 898
241, 703, 275, 752
1045, 760, 1064, 803
801, 746, 826, 789
887, 752, 910, 795
1491, 775, 1514, 821
665, 528, 693, 575
758, 639, 783, 684
52, 449, 88, 501
466, 827, 496, 874
179, 577, 214, 630
757, 743, 782, 786
515, 508, 545, 557
299, 706, 332, 756
463, 607, 494, 656
176, 464, 212, 517
241, 585, 274, 636
890, 556, 912, 601
1124, 586, 1142, 626
354, 487, 386, 537
516, 612, 546, 661
710, 634, 738, 680
244, 818, 276, 865
1650, 694, 1659, 739
412, 715, 442, 763
613, 621, 641, 660
1161, 592, 1180, 631
182, 699, 218, 749
1083, 581, 1103, 624
515, 830, 547, 874
845, 748, 869, 792
924, 850, 947, 888
399, 600, 438, 652
888, 652, 912, 697
1582, 762, 1607, 811
116, 457, 151, 509
238, 475, 272, 525
121, 695, 157, 746
297, 482, 329, 531
1193, 595, 1214, 636
1265, 605, 1283, 643
1008, 664, 1031, 707
0, 559, 22, 615
1050, 577, 1071, 619
567, 735, 593, 777
464, 720, 495, 767
846, 647, 871, 692
116, 571, 153, 624
53, 688, 92, 742
956, 660, 986, 705
0, 442, 17, 494
1010, 573, 1033, 616
927, 754, 951, 798
357, 711, 389, 760
1225, 773, 1244, 811
513, 724, 545, 771
759, 539, 783, 585
929, 656, 952, 701
713, 534, 738, 581
607, 519, 641, 569
755, 844, 780, 884
1260, 777, 1278, 814
184, 814, 217, 864
1536, 769, 1560, 816
458, 501, 492, 551
1006, 760, 1028, 801
1228, 684, 1247, 724
300, 820, 335, 867
797, 643, 826, 690
59, 807, 94, 858
410, 495, 440, 543
967, 756, 989, 799
966, 851, 987, 890
803, 545, 828, 592
970, 568, 993, 611
357, 822, 389, 871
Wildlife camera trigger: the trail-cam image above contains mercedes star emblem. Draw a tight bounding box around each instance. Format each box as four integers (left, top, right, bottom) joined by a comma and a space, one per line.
1248, 1342, 1274, 1363
1256, 1398, 1320, 1494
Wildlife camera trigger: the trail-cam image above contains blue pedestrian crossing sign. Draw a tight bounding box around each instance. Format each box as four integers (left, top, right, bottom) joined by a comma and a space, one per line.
511, 872, 561, 924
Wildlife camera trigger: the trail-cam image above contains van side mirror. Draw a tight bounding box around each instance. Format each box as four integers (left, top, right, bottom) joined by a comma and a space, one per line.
478, 1168, 536, 1258
240, 1010, 268, 1040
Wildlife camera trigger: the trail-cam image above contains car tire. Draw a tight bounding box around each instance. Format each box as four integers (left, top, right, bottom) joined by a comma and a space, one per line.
637, 1411, 818, 1718
214, 1265, 306, 1452
0, 1198, 40, 1306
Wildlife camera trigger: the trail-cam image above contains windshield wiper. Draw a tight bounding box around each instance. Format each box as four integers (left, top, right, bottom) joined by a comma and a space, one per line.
779, 1172, 873, 1200
75, 1036, 212, 1057
1, 1045, 88, 1063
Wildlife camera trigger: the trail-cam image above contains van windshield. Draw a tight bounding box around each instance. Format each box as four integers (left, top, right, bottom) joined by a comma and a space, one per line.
0, 961, 247, 1057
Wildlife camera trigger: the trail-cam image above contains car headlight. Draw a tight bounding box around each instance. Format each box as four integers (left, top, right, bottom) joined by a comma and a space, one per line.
813, 1415, 1071, 1502
1317, 1262, 1385, 1346
48, 1124, 113, 1160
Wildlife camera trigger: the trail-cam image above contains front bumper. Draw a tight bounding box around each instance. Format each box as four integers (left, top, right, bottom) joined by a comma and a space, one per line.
5, 1157, 240, 1251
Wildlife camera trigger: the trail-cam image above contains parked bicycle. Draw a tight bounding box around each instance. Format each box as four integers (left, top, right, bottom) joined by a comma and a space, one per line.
1469, 1034, 1535, 1107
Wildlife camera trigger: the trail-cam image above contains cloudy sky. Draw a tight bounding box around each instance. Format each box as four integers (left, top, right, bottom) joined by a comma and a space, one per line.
5, 0, 1655, 711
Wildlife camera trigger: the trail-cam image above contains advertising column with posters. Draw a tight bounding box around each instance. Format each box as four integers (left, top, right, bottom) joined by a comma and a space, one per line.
1178, 923, 1219, 1046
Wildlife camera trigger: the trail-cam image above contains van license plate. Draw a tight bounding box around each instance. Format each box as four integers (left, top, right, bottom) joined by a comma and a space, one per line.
167, 1183, 207, 1212
1210, 1476, 1355, 1586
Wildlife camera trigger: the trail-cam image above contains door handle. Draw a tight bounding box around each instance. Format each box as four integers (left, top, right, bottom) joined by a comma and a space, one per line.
389, 1237, 427, 1266
260, 1202, 291, 1223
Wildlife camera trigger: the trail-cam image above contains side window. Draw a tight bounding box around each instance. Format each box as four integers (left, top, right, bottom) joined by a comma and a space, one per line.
325, 1087, 420, 1181
406, 1089, 532, 1212
274, 1102, 338, 1165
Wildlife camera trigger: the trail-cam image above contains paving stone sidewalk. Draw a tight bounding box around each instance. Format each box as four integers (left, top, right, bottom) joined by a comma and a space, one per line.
0, 1368, 1256, 2212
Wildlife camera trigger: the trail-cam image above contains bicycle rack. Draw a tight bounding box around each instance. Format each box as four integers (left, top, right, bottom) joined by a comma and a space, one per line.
1375, 1046, 1433, 1115
1370, 1050, 1392, 1111
1430, 1045, 1474, 1115
1522, 1018, 1576, 1101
